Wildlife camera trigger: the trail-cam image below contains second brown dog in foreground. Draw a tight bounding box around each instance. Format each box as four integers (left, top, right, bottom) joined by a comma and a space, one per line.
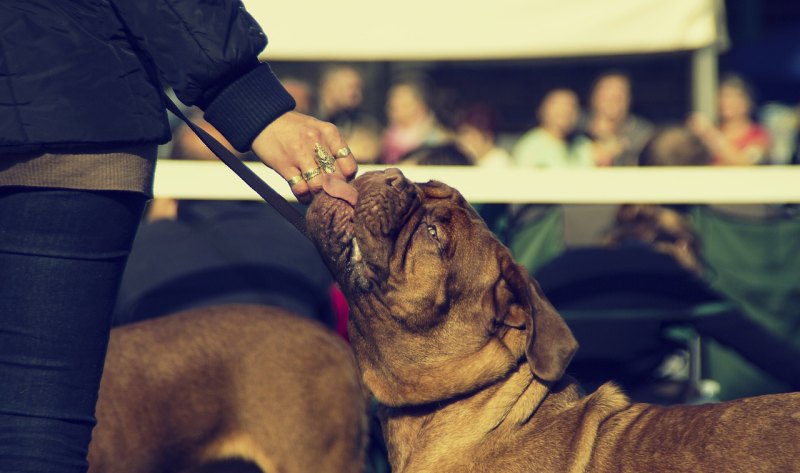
307, 168, 800, 473
88, 305, 367, 473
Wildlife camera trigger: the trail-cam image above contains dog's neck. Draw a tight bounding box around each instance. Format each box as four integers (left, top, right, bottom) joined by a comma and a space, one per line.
379, 362, 564, 472
353, 328, 522, 407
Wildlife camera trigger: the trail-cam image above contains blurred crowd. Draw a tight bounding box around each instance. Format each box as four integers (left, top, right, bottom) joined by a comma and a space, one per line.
235, 65, 800, 169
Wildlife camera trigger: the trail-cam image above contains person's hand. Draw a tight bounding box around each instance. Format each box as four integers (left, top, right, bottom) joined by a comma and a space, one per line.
591, 137, 625, 167
687, 112, 723, 153
251, 111, 358, 204
686, 112, 714, 138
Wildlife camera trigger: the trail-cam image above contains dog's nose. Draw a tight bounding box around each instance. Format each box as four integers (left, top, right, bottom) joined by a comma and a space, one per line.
384, 168, 407, 190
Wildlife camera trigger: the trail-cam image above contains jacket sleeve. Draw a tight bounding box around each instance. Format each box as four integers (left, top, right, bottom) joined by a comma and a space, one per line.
107, 0, 295, 151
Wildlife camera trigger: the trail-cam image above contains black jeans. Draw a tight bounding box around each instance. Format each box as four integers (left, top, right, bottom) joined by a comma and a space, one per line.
0, 187, 146, 473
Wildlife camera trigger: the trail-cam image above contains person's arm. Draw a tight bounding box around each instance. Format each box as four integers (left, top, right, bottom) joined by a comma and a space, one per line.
687, 113, 768, 166
711, 136, 768, 166
107, 0, 356, 202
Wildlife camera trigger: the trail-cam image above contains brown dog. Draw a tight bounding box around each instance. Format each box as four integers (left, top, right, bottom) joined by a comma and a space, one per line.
307, 168, 800, 473
87, 305, 367, 473
602, 203, 704, 276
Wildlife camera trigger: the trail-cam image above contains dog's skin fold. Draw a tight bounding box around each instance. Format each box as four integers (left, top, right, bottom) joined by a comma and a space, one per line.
307, 168, 800, 473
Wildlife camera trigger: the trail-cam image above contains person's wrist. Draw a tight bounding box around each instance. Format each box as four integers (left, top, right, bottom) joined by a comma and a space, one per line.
250, 113, 289, 157
203, 63, 296, 152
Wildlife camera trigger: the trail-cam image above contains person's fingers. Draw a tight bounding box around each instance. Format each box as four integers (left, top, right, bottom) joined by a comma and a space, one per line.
258, 125, 323, 202
271, 159, 313, 204
318, 121, 358, 181
284, 120, 330, 198
250, 111, 358, 201
301, 160, 326, 197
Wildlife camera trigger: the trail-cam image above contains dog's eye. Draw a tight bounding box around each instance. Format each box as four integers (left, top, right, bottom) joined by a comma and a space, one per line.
426, 225, 439, 241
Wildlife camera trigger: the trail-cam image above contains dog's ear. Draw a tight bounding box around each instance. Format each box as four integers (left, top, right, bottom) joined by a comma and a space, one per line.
492, 253, 578, 382
526, 279, 578, 382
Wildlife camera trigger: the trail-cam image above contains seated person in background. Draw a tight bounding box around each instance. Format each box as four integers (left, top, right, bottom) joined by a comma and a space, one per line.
454, 104, 512, 167
381, 76, 450, 164
582, 71, 654, 166
605, 126, 712, 277
603, 204, 704, 278
317, 64, 382, 163
687, 73, 770, 166
397, 142, 473, 166
758, 102, 799, 165
512, 88, 594, 168
639, 125, 712, 167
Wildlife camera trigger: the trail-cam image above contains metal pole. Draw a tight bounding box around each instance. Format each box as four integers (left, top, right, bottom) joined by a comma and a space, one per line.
691, 46, 719, 121
691, 0, 727, 121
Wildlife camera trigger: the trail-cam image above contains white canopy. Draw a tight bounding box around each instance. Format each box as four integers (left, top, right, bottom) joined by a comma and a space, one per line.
247, 0, 723, 61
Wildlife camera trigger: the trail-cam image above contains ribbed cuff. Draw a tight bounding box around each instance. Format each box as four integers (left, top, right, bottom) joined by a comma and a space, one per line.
203, 63, 296, 152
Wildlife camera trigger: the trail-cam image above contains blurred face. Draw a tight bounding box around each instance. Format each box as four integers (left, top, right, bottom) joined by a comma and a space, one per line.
386, 84, 428, 127
321, 68, 363, 113
718, 84, 752, 122
456, 124, 490, 160
590, 75, 631, 121
539, 90, 580, 135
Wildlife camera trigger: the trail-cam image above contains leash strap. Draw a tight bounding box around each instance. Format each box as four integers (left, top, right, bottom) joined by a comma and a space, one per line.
163, 96, 310, 240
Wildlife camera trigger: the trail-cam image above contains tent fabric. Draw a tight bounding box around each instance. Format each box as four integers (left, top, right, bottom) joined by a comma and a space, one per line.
691, 206, 800, 342
505, 205, 565, 273
689, 205, 800, 400
248, 0, 722, 61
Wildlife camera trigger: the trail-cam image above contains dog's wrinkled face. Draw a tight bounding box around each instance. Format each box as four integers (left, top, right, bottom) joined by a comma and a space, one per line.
308, 169, 577, 406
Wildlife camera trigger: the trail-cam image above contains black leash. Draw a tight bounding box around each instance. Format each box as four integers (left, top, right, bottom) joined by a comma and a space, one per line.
163, 96, 311, 240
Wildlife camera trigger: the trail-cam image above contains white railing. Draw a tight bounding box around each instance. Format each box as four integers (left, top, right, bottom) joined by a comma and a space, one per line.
153, 161, 800, 204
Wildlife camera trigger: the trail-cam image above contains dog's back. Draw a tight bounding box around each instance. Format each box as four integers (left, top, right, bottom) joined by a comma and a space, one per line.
528, 382, 800, 473
89, 304, 367, 473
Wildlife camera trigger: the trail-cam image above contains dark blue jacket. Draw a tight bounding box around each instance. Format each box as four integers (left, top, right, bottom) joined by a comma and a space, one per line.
0, 0, 295, 153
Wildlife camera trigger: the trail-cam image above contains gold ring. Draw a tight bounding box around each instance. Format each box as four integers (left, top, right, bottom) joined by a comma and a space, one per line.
314, 143, 337, 174
286, 175, 304, 187
302, 166, 322, 181
335, 146, 352, 158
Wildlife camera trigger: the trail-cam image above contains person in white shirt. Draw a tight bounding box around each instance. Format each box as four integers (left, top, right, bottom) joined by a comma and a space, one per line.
512, 88, 594, 168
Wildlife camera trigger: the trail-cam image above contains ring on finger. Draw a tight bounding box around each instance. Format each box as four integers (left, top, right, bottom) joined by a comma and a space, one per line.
286, 175, 304, 187
314, 143, 337, 174
335, 146, 352, 159
302, 166, 323, 181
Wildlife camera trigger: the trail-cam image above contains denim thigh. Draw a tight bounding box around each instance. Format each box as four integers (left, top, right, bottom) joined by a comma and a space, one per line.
0, 187, 146, 473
